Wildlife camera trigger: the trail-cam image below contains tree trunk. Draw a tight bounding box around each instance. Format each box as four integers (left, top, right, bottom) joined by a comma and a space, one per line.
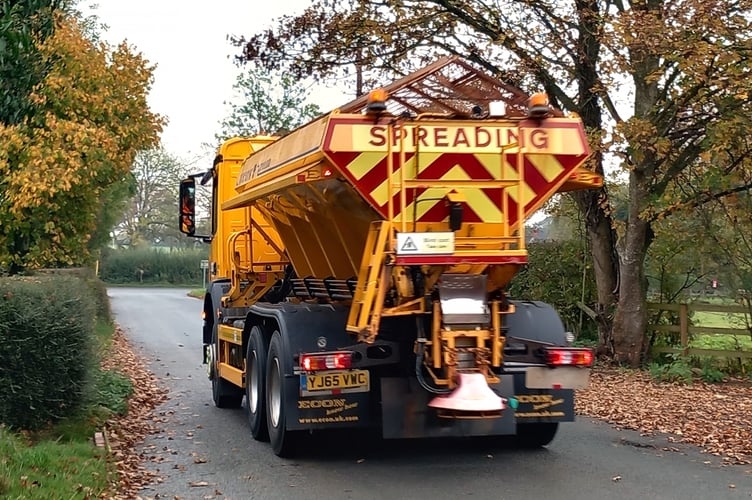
570, 0, 618, 356
612, 173, 651, 366
574, 187, 618, 356
608, 0, 661, 367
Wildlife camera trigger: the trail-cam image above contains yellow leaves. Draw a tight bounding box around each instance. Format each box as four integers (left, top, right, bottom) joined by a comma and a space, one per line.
615, 117, 677, 167
0, 14, 164, 271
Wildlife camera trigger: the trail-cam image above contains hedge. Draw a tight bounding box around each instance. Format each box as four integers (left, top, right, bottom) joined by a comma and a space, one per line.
0, 275, 99, 430
98, 247, 208, 285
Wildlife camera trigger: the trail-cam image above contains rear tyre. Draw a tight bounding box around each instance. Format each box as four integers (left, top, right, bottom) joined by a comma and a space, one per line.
211, 326, 243, 409
514, 422, 559, 448
266, 331, 299, 457
245, 326, 269, 441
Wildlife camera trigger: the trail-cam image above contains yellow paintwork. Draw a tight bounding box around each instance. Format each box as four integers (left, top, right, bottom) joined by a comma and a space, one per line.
218, 324, 243, 344
218, 363, 244, 388
210, 137, 288, 308
216, 324, 244, 387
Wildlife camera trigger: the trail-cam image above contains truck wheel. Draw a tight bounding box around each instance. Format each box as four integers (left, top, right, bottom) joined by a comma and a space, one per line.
266, 331, 299, 457
514, 422, 559, 448
245, 326, 269, 441
211, 326, 243, 409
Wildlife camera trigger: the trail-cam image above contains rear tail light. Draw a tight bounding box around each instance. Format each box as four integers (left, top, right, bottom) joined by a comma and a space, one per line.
544, 348, 593, 367
300, 351, 352, 371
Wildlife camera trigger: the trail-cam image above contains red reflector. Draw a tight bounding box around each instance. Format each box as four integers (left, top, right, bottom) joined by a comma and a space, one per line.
300, 351, 353, 371
545, 348, 593, 367
322, 167, 333, 177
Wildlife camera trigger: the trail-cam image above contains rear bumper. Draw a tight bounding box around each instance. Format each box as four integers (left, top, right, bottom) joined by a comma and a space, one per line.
287, 370, 580, 437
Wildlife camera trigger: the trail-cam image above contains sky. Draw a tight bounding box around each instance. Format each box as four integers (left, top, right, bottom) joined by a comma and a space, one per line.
83, 1, 346, 170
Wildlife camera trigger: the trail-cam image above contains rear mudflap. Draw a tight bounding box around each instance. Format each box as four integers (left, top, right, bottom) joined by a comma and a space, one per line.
286, 374, 372, 430
286, 373, 576, 434
513, 374, 575, 423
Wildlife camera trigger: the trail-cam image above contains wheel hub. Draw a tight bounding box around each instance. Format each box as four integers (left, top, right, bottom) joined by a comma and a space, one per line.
269, 358, 281, 427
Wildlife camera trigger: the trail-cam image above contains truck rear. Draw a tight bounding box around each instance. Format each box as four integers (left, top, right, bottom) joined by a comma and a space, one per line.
179, 57, 602, 456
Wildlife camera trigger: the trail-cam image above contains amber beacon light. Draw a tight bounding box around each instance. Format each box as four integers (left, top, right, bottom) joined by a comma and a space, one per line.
528, 92, 550, 118
366, 88, 388, 114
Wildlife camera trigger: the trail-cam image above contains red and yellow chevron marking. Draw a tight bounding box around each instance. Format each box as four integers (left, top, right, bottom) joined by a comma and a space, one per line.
322, 116, 590, 228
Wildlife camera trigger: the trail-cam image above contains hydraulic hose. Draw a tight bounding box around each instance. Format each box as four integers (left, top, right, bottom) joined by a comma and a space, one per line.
415, 320, 451, 395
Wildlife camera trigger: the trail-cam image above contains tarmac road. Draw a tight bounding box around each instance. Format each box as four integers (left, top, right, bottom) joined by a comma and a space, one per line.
109, 287, 752, 500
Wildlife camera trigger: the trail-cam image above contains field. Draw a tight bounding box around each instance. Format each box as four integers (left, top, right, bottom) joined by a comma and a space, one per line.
690, 305, 752, 351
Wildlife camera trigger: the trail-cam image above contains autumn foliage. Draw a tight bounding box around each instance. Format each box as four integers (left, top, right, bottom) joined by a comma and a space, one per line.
0, 16, 163, 272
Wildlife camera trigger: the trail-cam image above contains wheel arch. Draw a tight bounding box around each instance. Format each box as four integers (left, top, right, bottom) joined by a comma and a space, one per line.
203, 279, 231, 345
506, 300, 568, 346
240, 313, 277, 364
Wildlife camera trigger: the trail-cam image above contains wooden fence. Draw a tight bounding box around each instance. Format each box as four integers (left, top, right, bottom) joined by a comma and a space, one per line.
648, 302, 752, 359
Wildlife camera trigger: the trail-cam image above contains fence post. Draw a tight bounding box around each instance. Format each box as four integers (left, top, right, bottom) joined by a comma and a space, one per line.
679, 303, 688, 356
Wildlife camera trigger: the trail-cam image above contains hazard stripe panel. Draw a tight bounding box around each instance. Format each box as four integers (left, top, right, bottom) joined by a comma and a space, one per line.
322, 116, 590, 228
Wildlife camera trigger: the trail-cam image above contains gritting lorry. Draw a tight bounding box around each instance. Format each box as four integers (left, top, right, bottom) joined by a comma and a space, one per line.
178, 57, 603, 457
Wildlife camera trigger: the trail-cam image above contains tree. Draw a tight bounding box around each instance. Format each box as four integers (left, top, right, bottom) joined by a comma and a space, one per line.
0, 0, 63, 126
0, 14, 163, 271
216, 64, 322, 143
233, 0, 752, 366
691, 193, 752, 315
113, 146, 187, 248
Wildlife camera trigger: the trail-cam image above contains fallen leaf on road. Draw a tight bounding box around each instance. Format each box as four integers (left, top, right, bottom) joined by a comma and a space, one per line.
99, 327, 169, 499
577, 366, 752, 465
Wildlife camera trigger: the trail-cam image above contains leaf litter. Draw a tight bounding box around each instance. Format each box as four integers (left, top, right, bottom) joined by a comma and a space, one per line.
577, 366, 752, 465
100, 327, 168, 499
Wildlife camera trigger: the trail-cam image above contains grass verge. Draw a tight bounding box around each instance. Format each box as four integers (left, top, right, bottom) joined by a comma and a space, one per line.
0, 319, 133, 499
0, 426, 109, 499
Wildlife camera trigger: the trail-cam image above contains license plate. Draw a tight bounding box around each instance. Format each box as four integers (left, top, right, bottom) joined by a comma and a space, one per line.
303, 370, 369, 393
525, 366, 590, 389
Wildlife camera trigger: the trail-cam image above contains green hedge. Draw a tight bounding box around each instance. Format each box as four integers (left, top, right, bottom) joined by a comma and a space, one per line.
0, 275, 98, 430
99, 247, 208, 285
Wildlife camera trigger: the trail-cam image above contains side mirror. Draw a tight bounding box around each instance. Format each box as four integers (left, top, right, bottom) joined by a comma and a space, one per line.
179, 178, 196, 236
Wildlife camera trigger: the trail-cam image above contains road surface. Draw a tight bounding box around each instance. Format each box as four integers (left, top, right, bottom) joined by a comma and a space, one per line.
109, 287, 752, 500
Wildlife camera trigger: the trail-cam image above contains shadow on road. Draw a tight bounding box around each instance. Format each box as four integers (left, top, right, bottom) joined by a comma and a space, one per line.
277, 429, 552, 463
